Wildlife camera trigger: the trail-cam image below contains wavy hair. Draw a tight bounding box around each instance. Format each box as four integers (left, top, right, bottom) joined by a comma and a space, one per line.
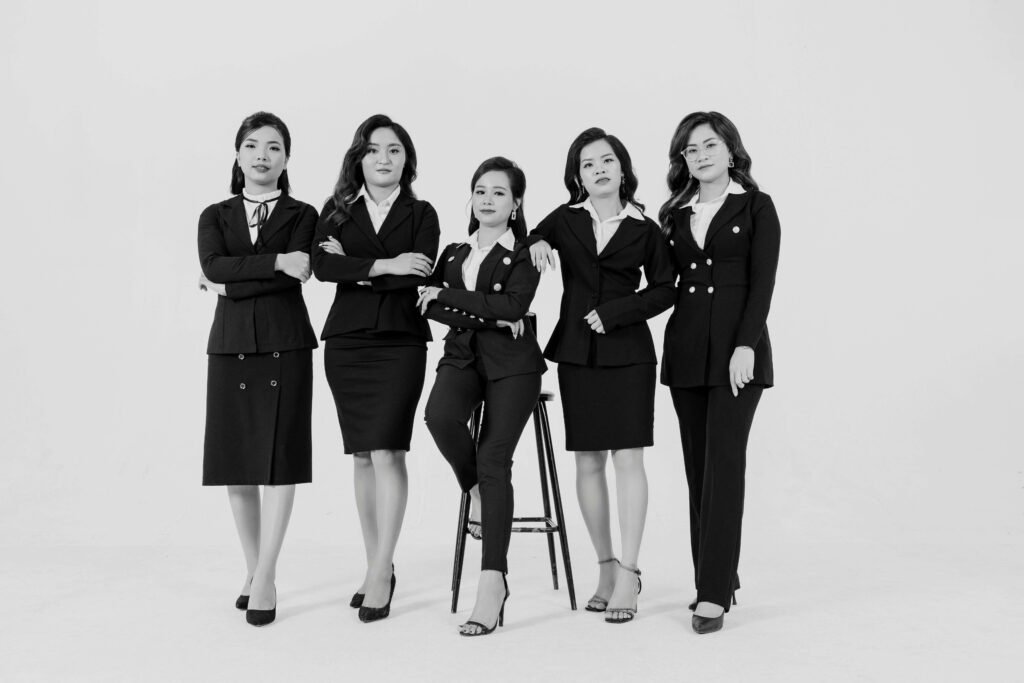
467, 156, 528, 242
563, 127, 644, 212
659, 111, 758, 229
230, 111, 291, 195
326, 114, 418, 225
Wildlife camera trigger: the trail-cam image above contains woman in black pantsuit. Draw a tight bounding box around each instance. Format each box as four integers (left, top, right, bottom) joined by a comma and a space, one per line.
659, 111, 781, 634
529, 129, 675, 624
419, 157, 546, 636
198, 111, 318, 626
313, 114, 439, 622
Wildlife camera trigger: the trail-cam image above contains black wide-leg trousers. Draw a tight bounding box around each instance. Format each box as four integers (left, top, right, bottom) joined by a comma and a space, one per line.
670, 385, 763, 611
425, 364, 542, 574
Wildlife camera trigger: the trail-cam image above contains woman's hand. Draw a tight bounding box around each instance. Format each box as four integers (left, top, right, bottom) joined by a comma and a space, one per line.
729, 346, 755, 397
386, 252, 433, 277
275, 251, 311, 282
318, 235, 346, 256
497, 319, 525, 339
416, 286, 441, 314
198, 274, 226, 296
584, 310, 605, 334
530, 240, 556, 273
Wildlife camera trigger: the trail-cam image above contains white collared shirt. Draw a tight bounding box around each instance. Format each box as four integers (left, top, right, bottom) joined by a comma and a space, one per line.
242, 189, 281, 245
462, 229, 516, 291
683, 179, 747, 249
352, 185, 401, 233
570, 199, 644, 254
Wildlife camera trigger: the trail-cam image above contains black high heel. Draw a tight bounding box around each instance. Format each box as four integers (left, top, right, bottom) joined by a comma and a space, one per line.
605, 564, 642, 624
692, 612, 724, 634
358, 568, 397, 622
351, 563, 394, 609
459, 574, 509, 637
236, 577, 253, 610
245, 585, 277, 627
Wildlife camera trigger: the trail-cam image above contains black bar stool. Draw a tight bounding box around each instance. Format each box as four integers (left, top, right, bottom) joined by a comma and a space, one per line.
449, 390, 577, 612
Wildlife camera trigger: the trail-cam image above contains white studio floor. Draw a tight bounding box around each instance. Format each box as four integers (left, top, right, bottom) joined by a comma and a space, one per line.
5, 539, 1021, 682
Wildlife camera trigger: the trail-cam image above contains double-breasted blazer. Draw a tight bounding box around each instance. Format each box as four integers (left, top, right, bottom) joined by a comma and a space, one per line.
529, 204, 676, 367
424, 240, 547, 380
198, 194, 319, 354
660, 190, 780, 388
312, 192, 440, 341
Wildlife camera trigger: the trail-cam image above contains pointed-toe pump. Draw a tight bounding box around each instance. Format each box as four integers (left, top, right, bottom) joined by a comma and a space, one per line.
358, 569, 397, 623
245, 586, 277, 627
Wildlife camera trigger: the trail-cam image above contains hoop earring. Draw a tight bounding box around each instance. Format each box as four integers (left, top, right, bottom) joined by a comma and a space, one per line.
511, 208, 517, 221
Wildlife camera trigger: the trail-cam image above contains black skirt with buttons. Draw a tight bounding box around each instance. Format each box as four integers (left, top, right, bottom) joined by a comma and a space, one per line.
203, 349, 313, 485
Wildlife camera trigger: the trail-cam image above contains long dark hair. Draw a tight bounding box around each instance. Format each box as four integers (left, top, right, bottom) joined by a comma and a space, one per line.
326, 114, 418, 225
230, 111, 291, 195
467, 157, 527, 242
563, 127, 644, 212
659, 111, 758, 229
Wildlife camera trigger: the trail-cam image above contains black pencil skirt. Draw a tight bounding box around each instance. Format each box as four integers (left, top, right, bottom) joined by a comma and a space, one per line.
324, 341, 427, 453
557, 362, 656, 452
203, 349, 313, 486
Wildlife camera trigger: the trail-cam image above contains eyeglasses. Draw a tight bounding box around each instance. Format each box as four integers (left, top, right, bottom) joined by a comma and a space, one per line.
681, 139, 725, 162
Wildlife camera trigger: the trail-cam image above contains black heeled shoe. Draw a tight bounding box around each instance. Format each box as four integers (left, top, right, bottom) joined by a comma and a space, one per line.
585, 557, 619, 612
236, 577, 253, 610
605, 564, 642, 624
245, 586, 277, 627
459, 574, 509, 637
358, 569, 397, 623
350, 563, 395, 609
692, 612, 724, 634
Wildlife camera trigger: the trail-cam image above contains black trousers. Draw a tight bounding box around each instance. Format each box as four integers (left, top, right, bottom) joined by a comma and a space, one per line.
670, 385, 763, 611
425, 364, 541, 574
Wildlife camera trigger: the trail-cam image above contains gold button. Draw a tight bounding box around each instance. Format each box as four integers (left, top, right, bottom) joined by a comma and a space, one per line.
448, 256, 455, 262
238, 354, 245, 360
239, 383, 246, 390
502, 257, 511, 265
732, 226, 740, 234
708, 286, 714, 294
270, 380, 278, 387
690, 263, 696, 270
706, 259, 712, 266
443, 282, 449, 288
273, 352, 280, 358
688, 286, 695, 294
670, 240, 675, 246
493, 283, 502, 291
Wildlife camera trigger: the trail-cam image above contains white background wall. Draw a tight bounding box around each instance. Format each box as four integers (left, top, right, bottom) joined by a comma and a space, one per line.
2, 0, 1021, 562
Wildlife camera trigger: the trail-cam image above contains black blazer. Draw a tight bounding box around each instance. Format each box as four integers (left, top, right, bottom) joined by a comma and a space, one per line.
424, 240, 547, 380
660, 190, 780, 388
198, 194, 319, 355
529, 204, 675, 367
312, 192, 440, 341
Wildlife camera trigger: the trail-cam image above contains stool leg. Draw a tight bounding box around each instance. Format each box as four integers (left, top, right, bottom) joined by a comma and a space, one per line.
533, 404, 559, 590
540, 401, 577, 610
451, 491, 470, 613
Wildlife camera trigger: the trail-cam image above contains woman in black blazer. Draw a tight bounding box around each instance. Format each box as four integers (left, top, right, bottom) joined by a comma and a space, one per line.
659, 111, 781, 634
197, 111, 318, 627
313, 114, 439, 623
419, 157, 546, 636
529, 129, 675, 624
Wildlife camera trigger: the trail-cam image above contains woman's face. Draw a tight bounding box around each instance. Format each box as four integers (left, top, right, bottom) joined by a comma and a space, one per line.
683, 123, 731, 186
236, 126, 287, 191
472, 170, 519, 230
578, 138, 622, 201
361, 127, 406, 192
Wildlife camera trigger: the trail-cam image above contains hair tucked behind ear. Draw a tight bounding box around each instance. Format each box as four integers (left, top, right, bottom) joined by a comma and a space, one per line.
466, 157, 528, 242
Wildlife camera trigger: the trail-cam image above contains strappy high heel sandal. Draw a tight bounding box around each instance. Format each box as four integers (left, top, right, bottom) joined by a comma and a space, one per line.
459, 574, 509, 637
605, 564, 641, 624
585, 557, 619, 612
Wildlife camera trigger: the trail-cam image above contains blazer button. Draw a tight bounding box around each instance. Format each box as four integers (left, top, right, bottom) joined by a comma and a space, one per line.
708, 286, 714, 294
448, 256, 455, 262
273, 352, 280, 358
239, 383, 246, 390
502, 256, 511, 265
732, 226, 740, 234
688, 286, 695, 294
443, 282, 450, 288
669, 239, 675, 246
706, 258, 712, 266
238, 353, 245, 360
493, 283, 502, 291
270, 380, 278, 387
690, 263, 696, 270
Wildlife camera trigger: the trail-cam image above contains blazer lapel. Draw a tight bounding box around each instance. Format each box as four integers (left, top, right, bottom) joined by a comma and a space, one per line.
225, 196, 255, 253
254, 194, 298, 251
347, 200, 388, 255
566, 207, 598, 257
376, 193, 413, 245
446, 244, 471, 289
703, 193, 749, 248
475, 245, 508, 292
598, 216, 645, 259
674, 207, 701, 253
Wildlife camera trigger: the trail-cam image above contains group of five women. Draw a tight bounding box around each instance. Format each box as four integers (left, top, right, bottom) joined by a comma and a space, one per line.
197, 110, 781, 636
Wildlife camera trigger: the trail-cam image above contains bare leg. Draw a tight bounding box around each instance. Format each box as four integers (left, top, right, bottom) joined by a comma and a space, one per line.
467, 483, 482, 538
352, 452, 378, 593
607, 447, 648, 620
575, 450, 617, 608
460, 569, 507, 634
227, 485, 260, 596
248, 484, 296, 610
362, 449, 408, 608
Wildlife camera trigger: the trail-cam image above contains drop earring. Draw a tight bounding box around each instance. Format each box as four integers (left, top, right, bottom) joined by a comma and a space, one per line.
728, 158, 735, 168
511, 208, 517, 220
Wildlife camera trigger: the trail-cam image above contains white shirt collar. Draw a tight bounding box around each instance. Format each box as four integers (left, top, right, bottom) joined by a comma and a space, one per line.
571, 199, 644, 223
242, 189, 282, 202
683, 179, 746, 209
468, 228, 516, 251
351, 184, 401, 207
